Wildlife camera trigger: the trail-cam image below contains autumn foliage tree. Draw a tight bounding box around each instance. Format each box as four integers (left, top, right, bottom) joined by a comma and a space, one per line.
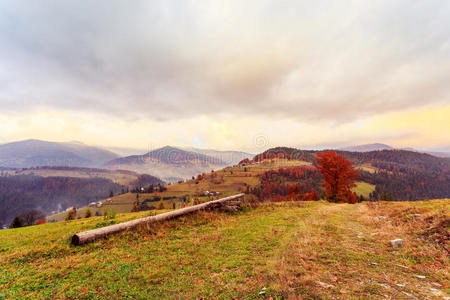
316, 151, 359, 203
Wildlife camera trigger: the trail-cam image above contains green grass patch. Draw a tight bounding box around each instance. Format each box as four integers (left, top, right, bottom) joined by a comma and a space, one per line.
352, 181, 376, 198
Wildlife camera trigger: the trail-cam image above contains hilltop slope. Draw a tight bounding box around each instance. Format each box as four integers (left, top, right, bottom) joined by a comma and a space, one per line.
0, 200, 448, 298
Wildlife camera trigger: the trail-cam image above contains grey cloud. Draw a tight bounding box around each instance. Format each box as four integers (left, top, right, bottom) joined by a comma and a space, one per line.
0, 0, 449, 123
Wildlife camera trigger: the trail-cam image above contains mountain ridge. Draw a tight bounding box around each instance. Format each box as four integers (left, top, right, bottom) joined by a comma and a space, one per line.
339, 143, 450, 158
0, 139, 119, 168
104, 146, 229, 182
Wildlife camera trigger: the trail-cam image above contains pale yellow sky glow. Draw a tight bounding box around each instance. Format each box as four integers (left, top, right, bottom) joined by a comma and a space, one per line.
0, 1, 449, 151
0, 103, 448, 152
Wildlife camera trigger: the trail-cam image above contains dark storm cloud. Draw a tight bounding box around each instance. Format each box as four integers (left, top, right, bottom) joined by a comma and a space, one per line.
0, 0, 449, 122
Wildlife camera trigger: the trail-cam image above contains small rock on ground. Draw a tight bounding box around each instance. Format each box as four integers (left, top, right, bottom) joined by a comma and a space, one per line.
390, 239, 403, 247
317, 281, 334, 289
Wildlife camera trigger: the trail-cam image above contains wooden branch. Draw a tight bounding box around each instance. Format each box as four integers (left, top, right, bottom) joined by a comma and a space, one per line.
71, 193, 245, 245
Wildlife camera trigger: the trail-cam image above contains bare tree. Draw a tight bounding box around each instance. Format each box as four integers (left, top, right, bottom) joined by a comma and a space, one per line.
20, 209, 45, 226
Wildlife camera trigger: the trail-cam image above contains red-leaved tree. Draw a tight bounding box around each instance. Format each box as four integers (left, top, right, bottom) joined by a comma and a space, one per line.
316, 151, 359, 203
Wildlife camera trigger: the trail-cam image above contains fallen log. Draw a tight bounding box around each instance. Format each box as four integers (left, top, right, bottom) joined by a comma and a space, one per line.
71, 193, 245, 245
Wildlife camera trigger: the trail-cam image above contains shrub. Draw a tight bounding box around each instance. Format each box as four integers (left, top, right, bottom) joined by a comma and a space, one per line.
103, 209, 116, 220
85, 208, 92, 218
36, 218, 46, 225
65, 209, 75, 221
157, 200, 165, 210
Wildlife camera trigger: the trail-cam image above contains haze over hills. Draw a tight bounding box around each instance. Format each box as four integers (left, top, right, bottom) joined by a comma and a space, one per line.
105, 146, 148, 157
0, 169, 164, 226
104, 146, 229, 182
339, 143, 450, 158
0, 139, 119, 168
182, 147, 253, 166
339, 143, 394, 152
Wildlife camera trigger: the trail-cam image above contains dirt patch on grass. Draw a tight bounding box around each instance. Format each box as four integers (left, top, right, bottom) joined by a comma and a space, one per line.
263, 201, 450, 299
420, 214, 450, 254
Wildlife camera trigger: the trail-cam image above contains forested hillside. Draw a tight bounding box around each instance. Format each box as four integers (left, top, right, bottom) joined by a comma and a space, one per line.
0, 173, 164, 226
0, 175, 122, 226
253, 147, 450, 201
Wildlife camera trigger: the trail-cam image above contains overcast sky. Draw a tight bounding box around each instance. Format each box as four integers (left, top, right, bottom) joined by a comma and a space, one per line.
0, 0, 449, 152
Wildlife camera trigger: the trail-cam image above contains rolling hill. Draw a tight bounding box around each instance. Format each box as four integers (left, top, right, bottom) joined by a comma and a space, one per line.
60, 146, 450, 221
0, 139, 119, 168
254, 147, 450, 201
104, 146, 230, 182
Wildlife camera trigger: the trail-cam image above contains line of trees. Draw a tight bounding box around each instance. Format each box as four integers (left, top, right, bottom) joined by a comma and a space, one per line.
9, 209, 46, 228
0, 175, 125, 226
250, 166, 322, 201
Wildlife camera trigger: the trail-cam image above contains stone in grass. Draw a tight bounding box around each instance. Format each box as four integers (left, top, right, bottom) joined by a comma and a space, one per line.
390, 239, 403, 248
317, 281, 335, 289
259, 287, 267, 295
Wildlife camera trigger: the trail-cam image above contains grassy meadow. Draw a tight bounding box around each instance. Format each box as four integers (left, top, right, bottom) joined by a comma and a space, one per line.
1, 199, 448, 299
353, 181, 376, 198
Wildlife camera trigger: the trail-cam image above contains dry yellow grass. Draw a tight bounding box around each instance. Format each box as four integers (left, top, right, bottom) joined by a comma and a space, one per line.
261, 200, 449, 298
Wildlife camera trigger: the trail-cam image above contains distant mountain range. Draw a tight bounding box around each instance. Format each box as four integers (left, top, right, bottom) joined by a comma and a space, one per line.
0, 140, 253, 182
1, 139, 446, 183
0, 139, 119, 168
339, 143, 450, 158
105, 146, 252, 182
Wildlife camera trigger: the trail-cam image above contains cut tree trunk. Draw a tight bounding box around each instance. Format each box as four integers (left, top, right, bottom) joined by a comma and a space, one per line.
71, 193, 245, 245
